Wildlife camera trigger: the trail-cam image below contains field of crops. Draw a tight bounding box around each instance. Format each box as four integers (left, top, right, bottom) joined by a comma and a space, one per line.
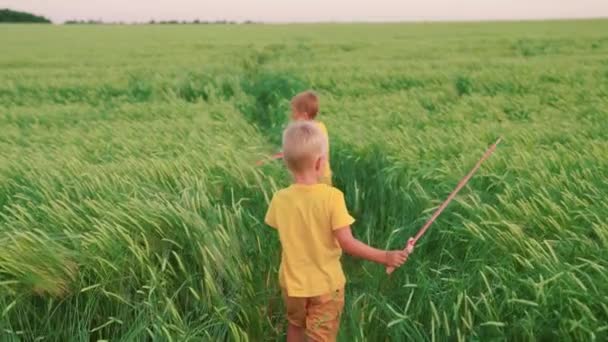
1, 20, 607, 341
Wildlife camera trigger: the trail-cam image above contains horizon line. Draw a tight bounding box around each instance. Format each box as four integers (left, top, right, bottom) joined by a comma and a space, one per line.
2, 7, 608, 25
12, 16, 608, 25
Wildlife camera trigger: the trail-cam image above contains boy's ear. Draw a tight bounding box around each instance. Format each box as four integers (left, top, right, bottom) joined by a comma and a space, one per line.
315, 156, 323, 171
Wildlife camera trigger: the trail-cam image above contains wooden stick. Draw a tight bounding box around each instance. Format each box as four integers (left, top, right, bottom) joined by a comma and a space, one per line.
255, 152, 284, 166
387, 137, 502, 275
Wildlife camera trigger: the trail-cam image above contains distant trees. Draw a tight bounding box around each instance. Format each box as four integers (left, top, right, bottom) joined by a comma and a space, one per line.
146, 19, 241, 25
0, 9, 259, 25
0, 9, 51, 23
64, 18, 256, 25
64, 19, 103, 25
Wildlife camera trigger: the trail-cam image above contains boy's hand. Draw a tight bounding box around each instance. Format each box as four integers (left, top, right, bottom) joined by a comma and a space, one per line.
405, 237, 415, 254
386, 238, 415, 274
334, 227, 414, 270
384, 250, 410, 268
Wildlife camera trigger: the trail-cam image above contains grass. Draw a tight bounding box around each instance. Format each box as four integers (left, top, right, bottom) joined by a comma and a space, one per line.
1, 20, 607, 341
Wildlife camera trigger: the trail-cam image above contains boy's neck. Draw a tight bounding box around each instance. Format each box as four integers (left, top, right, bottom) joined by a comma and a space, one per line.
294, 116, 316, 121
293, 172, 319, 185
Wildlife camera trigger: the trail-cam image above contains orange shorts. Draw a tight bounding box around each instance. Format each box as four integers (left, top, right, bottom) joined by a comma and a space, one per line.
281, 288, 345, 342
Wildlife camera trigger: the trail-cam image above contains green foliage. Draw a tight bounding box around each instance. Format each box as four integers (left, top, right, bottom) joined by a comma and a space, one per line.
171, 72, 236, 103
239, 71, 307, 145
1, 20, 607, 341
455, 75, 473, 96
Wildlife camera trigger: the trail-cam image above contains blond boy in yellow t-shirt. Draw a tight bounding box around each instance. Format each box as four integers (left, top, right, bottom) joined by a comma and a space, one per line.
265, 121, 414, 342
290, 90, 333, 185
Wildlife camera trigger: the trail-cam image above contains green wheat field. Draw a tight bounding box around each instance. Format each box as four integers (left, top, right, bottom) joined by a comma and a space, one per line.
1, 20, 607, 341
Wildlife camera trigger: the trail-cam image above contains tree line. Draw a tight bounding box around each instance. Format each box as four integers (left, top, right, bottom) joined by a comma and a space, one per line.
64, 19, 258, 25
0, 9, 51, 23
1, 8, 259, 25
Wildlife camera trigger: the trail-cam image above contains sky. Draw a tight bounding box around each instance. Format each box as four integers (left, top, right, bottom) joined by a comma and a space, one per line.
2, 0, 608, 23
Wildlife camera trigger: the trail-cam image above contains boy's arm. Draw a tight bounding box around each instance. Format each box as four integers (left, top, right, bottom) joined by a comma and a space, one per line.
334, 226, 410, 267
264, 195, 278, 229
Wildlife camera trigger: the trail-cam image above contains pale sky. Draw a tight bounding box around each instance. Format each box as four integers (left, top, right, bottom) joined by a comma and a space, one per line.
2, 0, 608, 23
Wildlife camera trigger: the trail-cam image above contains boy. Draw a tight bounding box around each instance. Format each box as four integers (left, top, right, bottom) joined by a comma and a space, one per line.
290, 90, 332, 185
265, 121, 414, 342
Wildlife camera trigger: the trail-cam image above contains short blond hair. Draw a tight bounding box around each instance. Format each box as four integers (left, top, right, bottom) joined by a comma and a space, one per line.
291, 90, 319, 119
282, 121, 327, 173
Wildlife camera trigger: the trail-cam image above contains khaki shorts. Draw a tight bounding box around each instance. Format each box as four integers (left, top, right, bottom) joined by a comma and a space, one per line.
281, 288, 345, 342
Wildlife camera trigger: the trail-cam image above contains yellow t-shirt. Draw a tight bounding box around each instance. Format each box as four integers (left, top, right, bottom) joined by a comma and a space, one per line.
315, 121, 332, 185
265, 184, 355, 297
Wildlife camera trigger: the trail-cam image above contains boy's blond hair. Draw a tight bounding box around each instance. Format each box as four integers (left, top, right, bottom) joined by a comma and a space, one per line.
282, 121, 327, 173
291, 90, 319, 119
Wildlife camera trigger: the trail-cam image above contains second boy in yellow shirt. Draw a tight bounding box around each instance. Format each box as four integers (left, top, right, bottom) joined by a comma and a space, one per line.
290, 90, 333, 185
